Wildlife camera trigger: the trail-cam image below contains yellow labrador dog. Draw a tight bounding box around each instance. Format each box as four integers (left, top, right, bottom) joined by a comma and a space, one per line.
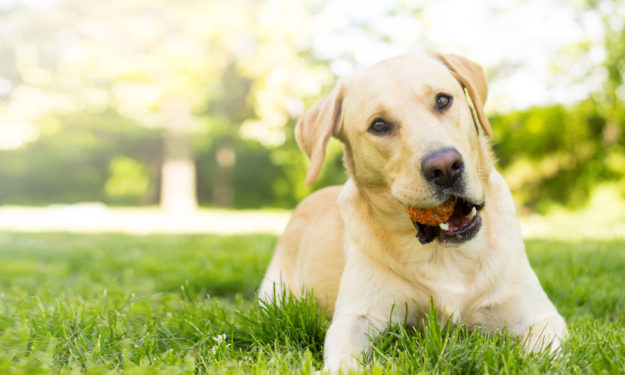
259, 49, 566, 372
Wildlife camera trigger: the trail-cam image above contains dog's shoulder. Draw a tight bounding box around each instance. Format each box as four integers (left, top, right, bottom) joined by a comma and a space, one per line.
292, 185, 342, 219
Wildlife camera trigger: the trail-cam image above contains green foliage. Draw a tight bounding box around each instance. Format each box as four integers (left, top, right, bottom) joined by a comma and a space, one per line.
0, 0, 621, 213
195, 126, 346, 209
0, 110, 349, 208
0, 111, 161, 206
105, 156, 153, 204
490, 0, 624, 212
491, 98, 625, 211
195, 134, 295, 208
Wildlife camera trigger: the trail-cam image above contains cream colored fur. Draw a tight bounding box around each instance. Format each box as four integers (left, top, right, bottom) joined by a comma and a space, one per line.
258, 49, 566, 373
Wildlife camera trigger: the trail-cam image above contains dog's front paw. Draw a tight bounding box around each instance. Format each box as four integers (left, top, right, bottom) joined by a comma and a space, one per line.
323, 356, 361, 374
523, 314, 567, 355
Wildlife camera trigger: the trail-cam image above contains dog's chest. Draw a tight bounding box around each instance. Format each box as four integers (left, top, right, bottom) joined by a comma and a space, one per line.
399, 243, 485, 319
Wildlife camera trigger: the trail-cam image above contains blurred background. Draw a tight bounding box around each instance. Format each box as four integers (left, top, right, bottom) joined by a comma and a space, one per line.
0, 0, 623, 237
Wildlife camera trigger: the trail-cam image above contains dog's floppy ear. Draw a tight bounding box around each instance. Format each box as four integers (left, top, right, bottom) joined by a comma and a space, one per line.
295, 80, 346, 186
432, 52, 492, 137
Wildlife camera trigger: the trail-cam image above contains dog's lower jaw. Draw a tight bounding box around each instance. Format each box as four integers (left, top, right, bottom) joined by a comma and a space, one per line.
416, 222, 438, 244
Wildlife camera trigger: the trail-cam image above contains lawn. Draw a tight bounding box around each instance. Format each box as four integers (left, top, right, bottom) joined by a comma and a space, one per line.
0, 231, 624, 374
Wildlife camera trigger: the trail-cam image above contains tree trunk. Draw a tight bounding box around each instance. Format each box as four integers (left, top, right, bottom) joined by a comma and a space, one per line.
212, 142, 236, 207
160, 98, 197, 213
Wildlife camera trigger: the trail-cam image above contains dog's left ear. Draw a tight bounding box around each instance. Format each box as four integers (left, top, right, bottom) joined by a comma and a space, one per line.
295, 80, 346, 186
432, 52, 492, 137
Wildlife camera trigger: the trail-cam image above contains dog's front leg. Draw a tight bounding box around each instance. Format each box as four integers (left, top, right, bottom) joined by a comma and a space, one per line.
323, 312, 384, 372
480, 258, 567, 354
321, 248, 413, 373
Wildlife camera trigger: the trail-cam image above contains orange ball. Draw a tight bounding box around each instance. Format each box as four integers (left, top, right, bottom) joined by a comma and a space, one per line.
405, 196, 457, 226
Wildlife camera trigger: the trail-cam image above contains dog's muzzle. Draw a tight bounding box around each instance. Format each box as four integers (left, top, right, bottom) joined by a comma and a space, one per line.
412, 198, 484, 244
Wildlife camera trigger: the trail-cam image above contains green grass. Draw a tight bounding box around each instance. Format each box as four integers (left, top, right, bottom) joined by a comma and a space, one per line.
0, 232, 624, 374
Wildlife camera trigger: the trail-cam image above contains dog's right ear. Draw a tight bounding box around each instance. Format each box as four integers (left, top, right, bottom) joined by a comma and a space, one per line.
295, 80, 346, 186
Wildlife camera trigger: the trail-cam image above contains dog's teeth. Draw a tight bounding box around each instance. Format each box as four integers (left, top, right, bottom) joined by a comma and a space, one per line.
467, 206, 477, 219
439, 222, 449, 231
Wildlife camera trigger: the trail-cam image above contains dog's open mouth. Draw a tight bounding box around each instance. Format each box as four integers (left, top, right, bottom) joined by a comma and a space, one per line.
412, 198, 484, 244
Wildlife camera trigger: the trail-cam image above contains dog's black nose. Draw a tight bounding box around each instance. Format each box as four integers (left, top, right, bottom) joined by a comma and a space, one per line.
421, 148, 464, 188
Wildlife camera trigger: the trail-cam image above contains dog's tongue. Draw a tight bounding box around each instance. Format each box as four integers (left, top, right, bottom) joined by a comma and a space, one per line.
445, 202, 472, 232
447, 214, 472, 232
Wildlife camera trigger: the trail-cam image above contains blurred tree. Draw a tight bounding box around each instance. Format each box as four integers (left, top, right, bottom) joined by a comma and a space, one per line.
491, 0, 625, 212
0, 111, 161, 205
585, 0, 625, 142
5, 0, 621, 212
0, 0, 348, 208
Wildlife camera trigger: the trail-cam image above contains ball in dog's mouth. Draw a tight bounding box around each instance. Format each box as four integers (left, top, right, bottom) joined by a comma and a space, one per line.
406, 197, 484, 244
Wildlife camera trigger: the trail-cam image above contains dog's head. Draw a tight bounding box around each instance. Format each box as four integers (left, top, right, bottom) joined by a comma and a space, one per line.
296, 50, 494, 244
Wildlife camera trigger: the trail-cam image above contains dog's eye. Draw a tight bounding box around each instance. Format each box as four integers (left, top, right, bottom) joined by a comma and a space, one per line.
368, 119, 392, 135
436, 94, 452, 111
